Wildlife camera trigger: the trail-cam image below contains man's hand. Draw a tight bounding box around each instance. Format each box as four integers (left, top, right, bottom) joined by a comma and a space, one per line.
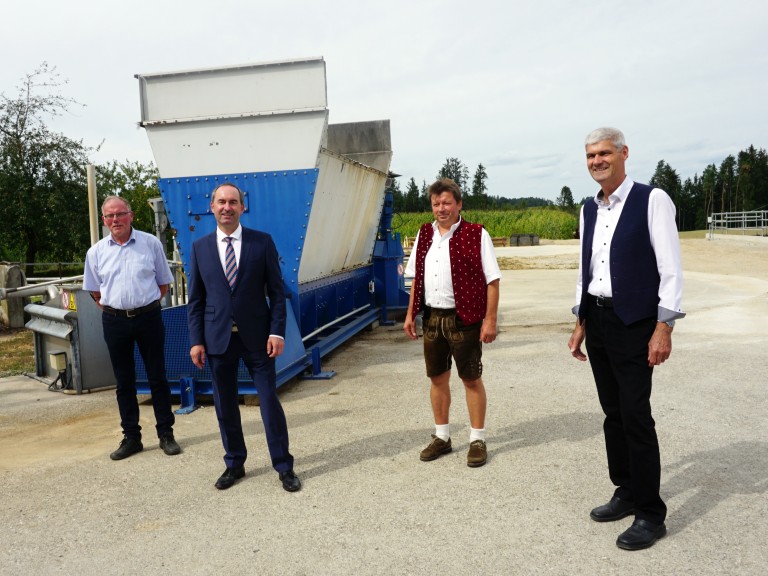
480, 317, 497, 344
267, 336, 284, 358
190, 344, 206, 369
403, 315, 418, 340
568, 320, 587, 361
90, 291, 103, 310
648, 322, 673, 366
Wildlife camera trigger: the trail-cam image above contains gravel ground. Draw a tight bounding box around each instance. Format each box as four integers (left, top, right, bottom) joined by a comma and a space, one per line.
1, 237, 767, 576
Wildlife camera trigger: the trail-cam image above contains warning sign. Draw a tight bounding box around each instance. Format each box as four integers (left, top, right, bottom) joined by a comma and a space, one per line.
61, 291, 77, 311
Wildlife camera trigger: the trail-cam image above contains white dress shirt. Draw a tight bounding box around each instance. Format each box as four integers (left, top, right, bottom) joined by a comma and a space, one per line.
574, 176, 685, 321
405, 217, 502, 309
216, 225, 243, 271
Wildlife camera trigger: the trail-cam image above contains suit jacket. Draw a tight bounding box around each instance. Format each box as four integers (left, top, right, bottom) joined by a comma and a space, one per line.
187, 227, 287, 356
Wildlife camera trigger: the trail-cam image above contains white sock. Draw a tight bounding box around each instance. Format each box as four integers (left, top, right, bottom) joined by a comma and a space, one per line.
435, 424, 450, 441
470, 427, 486, 443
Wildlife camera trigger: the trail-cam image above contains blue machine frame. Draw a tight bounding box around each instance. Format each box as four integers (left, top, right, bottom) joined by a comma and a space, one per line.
133, 59, 411, 412
134, 178, 409, 413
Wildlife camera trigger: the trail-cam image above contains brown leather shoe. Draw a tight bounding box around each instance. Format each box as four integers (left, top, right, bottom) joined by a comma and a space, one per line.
420, 435, 452, 461
467, 440, 487, 467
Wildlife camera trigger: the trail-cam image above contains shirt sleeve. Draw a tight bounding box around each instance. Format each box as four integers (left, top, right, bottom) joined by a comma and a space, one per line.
151, 236, 174, 286
572, 206, 586, 316
480, 229, 502, 284
648, 188, 685, 321
82, 246, 101, 292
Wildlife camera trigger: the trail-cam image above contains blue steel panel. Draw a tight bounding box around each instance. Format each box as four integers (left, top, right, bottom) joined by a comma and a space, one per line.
158, 170, 318, 313
298, 266, 374, 335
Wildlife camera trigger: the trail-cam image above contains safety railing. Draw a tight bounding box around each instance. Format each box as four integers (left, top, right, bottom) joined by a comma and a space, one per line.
708, 211, 768, 238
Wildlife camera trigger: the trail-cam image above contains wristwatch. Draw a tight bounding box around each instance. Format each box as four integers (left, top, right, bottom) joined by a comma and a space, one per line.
662, 320, 675, 328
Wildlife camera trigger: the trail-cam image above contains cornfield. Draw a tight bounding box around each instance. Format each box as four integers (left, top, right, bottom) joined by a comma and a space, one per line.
392, 208, 579, 241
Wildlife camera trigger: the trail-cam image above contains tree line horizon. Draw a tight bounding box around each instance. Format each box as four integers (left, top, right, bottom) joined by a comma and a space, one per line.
390, 150, 768, 235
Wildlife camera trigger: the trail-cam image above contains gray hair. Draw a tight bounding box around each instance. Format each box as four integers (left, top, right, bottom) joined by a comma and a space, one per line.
101, 195, 131, 213
585, 127, 626, 150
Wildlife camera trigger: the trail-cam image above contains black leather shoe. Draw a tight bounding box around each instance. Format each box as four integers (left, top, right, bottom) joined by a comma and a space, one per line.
159, 434, 181, 456
215, 466, 245, 490
110, 437, 143, 460
279, 470, 302, 492
590, 496, 635, 522
616, 519, 667, 550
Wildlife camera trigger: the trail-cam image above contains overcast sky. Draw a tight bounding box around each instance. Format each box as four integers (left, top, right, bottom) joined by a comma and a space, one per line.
3, 0, 767, 202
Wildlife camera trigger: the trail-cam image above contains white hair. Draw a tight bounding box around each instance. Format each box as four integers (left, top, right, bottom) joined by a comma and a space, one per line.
585, 127, 626, 150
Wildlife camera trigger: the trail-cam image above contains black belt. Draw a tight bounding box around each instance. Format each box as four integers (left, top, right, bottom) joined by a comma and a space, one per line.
102, 300, 161, 318
588, 294, 613, 308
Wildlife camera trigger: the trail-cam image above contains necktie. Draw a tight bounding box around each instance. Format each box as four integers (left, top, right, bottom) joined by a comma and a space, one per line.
224, 237, 237, 289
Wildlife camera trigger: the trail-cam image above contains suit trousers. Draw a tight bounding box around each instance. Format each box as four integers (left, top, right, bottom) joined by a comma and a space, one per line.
101, 307, 175, 439
209, 332, 294, 473
584, 301, 667, 524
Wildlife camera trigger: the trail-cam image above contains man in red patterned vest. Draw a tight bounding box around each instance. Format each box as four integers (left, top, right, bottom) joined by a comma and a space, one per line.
404, 178, 501, 467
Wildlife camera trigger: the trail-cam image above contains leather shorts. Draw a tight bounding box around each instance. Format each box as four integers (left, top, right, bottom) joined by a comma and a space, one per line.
422, 307, 483, 381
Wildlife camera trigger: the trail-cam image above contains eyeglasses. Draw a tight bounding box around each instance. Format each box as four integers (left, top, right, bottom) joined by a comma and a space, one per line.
102, 211, 131, 220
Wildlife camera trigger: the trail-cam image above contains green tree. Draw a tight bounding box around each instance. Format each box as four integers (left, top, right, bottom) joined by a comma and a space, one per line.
556, 186, 575, 210
716, 155, 737, 213
403, 177, 421, 212
0, 63, 94, 273
420, 179, 430, 211
96, 160, 160, 233
470, 163, 489, 209
95, 160, 174, 255
735, 145, 768, 212
700, 163, 718, 222
650, 160, 685, 228
436, 157, 469, 192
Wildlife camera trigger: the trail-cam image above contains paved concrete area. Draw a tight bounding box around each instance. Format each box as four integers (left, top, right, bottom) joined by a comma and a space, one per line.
1, 238, 767, 575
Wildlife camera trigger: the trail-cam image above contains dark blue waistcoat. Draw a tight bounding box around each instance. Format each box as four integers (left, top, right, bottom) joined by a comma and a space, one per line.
580, 182, 660, 325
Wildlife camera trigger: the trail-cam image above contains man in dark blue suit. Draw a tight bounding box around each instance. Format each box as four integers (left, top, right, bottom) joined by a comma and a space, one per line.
187, 182, 301, 492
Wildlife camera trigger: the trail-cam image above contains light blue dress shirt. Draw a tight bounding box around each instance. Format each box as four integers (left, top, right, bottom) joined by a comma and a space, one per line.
83, 228, 173, 310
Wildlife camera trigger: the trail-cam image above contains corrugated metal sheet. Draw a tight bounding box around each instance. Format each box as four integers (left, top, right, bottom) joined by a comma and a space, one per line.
299, 150, 386, 282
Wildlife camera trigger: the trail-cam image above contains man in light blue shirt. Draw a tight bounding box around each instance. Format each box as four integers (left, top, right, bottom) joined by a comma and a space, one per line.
83, 195, 180, 460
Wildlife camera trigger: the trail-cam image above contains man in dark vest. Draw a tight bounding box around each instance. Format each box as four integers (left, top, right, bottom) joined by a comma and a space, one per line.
404, 178, 501, 468
568, 127, 685, 550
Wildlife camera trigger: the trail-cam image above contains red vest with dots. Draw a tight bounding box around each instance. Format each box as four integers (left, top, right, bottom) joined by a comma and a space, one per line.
410, 219, 487, 325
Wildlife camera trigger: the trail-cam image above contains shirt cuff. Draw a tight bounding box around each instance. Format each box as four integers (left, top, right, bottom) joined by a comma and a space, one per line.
657, 306, 685, 323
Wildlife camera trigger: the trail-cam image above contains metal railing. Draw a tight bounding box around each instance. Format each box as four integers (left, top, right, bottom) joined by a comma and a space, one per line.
708, 211, 768, 238
2, 261, 187, 308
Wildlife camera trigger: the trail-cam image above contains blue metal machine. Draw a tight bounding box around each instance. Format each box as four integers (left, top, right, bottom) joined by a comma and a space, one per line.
134, 58, 409, 411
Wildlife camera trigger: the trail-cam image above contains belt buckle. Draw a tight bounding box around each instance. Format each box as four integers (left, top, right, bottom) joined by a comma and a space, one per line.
126, 308, 137, 318
596, 295, 606, 308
